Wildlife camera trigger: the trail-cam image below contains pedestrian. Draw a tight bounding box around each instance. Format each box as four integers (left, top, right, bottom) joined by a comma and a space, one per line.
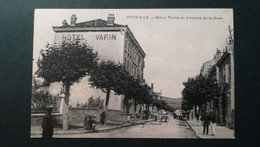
92, 115, 97, 131
209, 110, 216, 136
88, 115, 93, 129
154, 112, 158, 121
200, 111, 210, 135
100, 111, 105, 125
83, 115, 89, 130
42, 105, 54, 138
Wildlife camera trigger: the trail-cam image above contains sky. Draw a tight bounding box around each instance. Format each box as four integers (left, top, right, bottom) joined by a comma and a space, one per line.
33, 9, 233, 105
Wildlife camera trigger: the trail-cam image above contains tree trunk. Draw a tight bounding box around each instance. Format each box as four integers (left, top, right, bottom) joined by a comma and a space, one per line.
105, 88, 111, 110
134, 99, 137, 121
199, 105, 202, 118
194, 105, 198, 121
62, 83, 70, 131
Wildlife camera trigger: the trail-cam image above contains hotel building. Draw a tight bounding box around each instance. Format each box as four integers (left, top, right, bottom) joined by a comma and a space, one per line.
52, 14, 146, 111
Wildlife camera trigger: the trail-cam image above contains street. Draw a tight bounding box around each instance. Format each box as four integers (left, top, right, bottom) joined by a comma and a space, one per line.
53, 116, 198, 138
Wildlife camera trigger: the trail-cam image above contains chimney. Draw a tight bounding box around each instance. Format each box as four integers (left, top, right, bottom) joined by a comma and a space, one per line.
62, 19, 68, 26
151, 83, 154, 91
70, 14, 77, 26
107, 14, 115, 26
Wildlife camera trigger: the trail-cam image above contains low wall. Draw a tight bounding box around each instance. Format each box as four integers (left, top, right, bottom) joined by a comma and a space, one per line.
31, 113, 62, 127
106, 110, 126, 121
31, 108, 127, 127
68, 108, 102, 126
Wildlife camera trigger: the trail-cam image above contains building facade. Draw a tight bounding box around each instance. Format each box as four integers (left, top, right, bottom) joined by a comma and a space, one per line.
201, 29, 235, 129
214, 50, 234, 128
52, 14, 146, 111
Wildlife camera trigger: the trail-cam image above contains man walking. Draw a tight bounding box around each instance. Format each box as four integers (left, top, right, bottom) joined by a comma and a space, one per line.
209, 110, 216, 136
42, 105, 54, 138
201, 111, 210, 135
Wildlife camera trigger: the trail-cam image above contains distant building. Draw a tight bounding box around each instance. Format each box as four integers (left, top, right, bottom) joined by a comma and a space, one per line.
52, 14, 146, 111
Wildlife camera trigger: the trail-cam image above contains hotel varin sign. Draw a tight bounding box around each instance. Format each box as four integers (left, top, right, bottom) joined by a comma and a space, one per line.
62, 34, 117, 41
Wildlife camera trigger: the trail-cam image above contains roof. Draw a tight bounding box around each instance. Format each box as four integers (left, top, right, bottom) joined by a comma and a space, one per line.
215, 51, 230, 66
54, 19, 126, 28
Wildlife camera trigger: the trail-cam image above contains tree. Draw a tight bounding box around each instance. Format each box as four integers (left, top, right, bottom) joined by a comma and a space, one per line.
88, 60, 131, 109
31, 76, 57, 112
182, 74, 220, 120
31, 77, 58, 112
36, 41, 98, 130
152, 98, 167, 111
84, 96, 103, 109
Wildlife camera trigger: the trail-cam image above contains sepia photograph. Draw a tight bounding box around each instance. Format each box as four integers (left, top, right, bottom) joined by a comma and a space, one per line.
30, 9, 235, 139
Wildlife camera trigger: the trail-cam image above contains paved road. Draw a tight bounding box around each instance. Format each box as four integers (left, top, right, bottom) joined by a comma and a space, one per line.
54, 116, 198, 138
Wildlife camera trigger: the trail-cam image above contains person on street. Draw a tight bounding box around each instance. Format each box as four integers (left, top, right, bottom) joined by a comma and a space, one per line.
201, 111, 210, 135
83, 115, 89, 130
209, 110, 216, 136
91, 115, 97, 131
42, 105, 54, 138
154, 112, 158, 121
100, 111, 105, 125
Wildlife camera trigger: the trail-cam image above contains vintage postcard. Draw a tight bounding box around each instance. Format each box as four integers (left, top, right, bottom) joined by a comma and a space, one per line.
31, 9, 234, 138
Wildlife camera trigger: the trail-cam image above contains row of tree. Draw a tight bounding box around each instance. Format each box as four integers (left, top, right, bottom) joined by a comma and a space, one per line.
35, 41, 173, 130
181, 74, 221, 120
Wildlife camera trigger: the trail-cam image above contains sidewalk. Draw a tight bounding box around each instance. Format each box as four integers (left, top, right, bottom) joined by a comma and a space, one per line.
186, 120, 235, 139
31, 119, 154, 137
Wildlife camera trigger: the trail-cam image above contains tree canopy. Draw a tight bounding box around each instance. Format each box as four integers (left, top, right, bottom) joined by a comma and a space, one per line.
182, 74, 220, 109
88, 60, 131, 107
36, 41, 98, 86
88, 60, 155, 109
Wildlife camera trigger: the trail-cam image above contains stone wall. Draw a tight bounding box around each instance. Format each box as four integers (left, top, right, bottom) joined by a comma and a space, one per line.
31, 113, 62, 126
68, 108, 103, 126
31, 108, 125, 127
68, 108, 127, 126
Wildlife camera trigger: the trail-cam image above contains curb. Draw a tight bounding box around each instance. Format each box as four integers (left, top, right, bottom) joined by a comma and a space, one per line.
31, 119, 154, 136
185, 120, 201, 139
97, 119, 152, 133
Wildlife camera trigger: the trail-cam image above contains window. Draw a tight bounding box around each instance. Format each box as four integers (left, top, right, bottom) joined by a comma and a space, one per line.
130, 62, 132, 73
134, 67, 137, 77
222, 66, 226, 84
124, 40, 128, 50
126, 60, 129, 71
225, 64, 230, 83
124, 57, 127, 66
132, 64, 134, 75
137, 69, 140, 80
